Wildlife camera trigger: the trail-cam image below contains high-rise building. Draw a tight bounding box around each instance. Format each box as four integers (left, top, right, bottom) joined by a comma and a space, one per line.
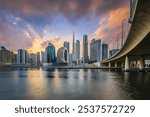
76, 40, 80, 61
72, 32, 75, 55
109, 49, 120, 58
37, 52, 40, 66
90, 39, 101, 62
17, 49, 29, 64
29, 53, 37, 65
82, 35, 88, 63
102, 43, 108, 60
41, 51, 46, 63
63, 41, 70, 53
57, 47, 68, 63
45, 43, 56, 63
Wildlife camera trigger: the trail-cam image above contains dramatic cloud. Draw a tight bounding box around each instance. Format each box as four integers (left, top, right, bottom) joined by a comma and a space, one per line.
93, 4, 130, 49
0, 0, 130, 53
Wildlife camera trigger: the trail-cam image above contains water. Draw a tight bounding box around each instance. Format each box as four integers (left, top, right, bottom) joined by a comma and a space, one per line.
0, 68, 150, 100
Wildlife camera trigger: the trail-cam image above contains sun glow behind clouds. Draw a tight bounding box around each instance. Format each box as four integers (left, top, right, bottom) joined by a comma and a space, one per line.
0, 0, 129, 53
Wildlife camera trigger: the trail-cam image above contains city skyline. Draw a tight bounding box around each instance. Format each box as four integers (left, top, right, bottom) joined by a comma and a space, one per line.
0, 0, 129, 53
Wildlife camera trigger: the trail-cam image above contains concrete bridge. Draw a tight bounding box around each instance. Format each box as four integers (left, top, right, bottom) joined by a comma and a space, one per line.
101, 0, 150, 71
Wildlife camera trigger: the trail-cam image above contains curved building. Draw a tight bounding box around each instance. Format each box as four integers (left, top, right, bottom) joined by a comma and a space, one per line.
57, 47, 68, 63
45, 43, 56, 63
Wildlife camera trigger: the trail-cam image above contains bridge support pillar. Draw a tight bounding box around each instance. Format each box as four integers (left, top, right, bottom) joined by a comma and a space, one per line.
139, 56, 145, 71
108, 62, 111, 67
115, 62, 118, 67
124, 56, 130, 71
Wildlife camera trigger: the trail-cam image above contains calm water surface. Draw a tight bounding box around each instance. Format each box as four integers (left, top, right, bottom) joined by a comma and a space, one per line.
0, 68, 150, 100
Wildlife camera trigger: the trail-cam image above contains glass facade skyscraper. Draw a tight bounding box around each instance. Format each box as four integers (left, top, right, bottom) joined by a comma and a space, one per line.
82, 35, 88, 63
90, 39, 101, 62
45, 43, 56, 63
102, 43, 108, 60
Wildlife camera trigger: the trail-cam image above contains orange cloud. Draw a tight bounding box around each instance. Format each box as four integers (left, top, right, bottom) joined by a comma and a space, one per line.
93, 4, 130, 49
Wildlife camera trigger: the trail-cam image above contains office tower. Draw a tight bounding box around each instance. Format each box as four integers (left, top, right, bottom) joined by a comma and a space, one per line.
102, 43, 108, 60
57, 47, 68, 63
37, 52, 40, 65
76, 40, 80, 61
29, 53, 37, 65
72, 32, 75, 55
0, 48, 13, 64
90, 39, 101, 62
63, 41, 70, 53
109, 49, 120, 58
45, 43, 56, 63
17, 49, 28, 64
41, 51, 46, 63
82, 35, 88, 63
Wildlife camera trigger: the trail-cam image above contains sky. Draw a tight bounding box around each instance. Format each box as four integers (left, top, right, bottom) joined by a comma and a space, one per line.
0, 0, 130, 53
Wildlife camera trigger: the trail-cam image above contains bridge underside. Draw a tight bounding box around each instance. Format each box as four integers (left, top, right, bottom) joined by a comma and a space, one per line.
101, 0, 150, 71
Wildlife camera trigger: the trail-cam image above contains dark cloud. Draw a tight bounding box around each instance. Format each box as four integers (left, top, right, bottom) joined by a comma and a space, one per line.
0, 0, 128, 24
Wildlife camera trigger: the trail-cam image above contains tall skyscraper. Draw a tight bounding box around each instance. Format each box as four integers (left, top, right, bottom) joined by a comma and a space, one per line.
17, 49, 28, 64
45, 43, 56, 63
63, 41, 70, 53
102, 43, 108, 60
90, 39, 101, 62
72, 32, 75, 55
82, 35, 88, 63
41, 51, 46, 63
76, 40, 80, 61
37, 52, 40, 65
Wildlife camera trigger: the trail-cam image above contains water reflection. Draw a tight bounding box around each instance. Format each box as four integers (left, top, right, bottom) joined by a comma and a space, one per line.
0, 68, 150, 99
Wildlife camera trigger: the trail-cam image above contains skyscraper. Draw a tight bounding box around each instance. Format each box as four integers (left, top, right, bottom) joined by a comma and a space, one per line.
41, 51, 47, 63
82, 35, 88, 63
102, 43, 108, 60
63, 41, 70, 53
76, 40, 80, 61
90, 39, 101, 62
45, 43, 56, 63
17, 49, 28, 64
57, 47, 68, 63
72, 32, 75, 55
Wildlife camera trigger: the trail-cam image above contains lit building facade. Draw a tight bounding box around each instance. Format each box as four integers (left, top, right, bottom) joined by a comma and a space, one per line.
45, 43, 56, 63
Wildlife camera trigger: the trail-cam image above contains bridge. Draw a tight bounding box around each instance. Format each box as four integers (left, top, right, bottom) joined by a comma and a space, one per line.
101, 0, 150, 71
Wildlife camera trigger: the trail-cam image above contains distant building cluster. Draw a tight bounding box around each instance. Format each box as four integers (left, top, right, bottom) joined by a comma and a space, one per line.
0, 33, 124, 67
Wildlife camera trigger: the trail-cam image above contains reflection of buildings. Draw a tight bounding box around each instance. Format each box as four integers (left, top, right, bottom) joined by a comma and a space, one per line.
102, 43, 108, 60
109, 49, 120, 58
82, 35, 88, 63
45, 43, 56, 64
57, 47, 68, 63
90, 39, 101, 62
